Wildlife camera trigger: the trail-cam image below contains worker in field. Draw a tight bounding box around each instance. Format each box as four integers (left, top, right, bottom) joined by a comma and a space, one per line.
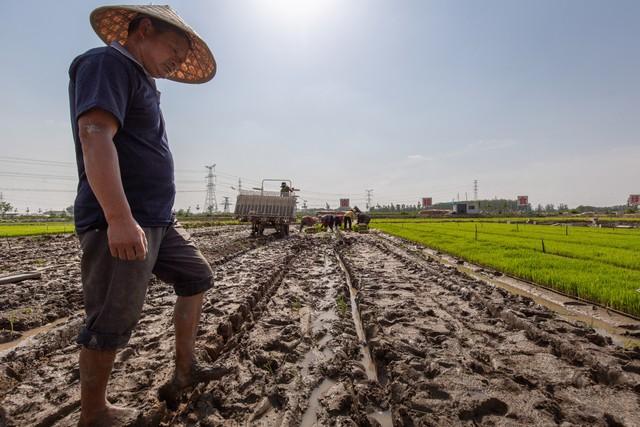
69, 5, 218, 425
299, 215, 318, 231
344, 209, 354, 231
280, 182, 292, 196
334, 214, 343, 230
321, 214, 335, 231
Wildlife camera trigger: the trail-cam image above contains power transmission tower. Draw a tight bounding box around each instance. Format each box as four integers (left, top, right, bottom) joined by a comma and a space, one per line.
365, 189, 373, 211
238, 178, 242, 192
204, 164, 218, 214
222, 196, 230, 213
474, 179, 478, 201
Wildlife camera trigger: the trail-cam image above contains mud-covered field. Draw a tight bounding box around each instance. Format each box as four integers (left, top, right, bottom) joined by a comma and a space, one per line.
1, 226, 639, 426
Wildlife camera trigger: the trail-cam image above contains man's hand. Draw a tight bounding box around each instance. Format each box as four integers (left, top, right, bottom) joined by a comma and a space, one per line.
107, 216, 148, 261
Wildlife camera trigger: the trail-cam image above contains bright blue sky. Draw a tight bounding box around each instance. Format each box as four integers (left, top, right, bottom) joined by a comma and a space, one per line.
1, 0, 638, 211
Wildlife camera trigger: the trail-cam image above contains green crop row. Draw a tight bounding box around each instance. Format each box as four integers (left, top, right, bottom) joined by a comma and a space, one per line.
0, 222, 75, 237
373, 222, 640, 317
397, 222, 640, 252
392, 223, 640, 271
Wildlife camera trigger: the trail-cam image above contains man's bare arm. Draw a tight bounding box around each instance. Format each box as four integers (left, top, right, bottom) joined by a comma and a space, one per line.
78, 109, 147, 261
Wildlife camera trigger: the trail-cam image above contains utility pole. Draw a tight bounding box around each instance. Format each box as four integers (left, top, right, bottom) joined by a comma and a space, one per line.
222, 196, 230, 213
474, 179, 478, 202
204, 164, 218, 214
302, 199, 308, 210
365, 189, 373, 211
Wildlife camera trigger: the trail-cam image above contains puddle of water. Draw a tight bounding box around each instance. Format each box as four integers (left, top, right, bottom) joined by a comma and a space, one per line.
300, 378, 337, 427
0, 316, 70, 353
301, 346, 333, 378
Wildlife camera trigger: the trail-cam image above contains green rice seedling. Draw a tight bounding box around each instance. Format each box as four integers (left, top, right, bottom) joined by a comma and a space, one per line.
0, 222, 75, 237
291, 297, 302, 312
336, 294, 348, 316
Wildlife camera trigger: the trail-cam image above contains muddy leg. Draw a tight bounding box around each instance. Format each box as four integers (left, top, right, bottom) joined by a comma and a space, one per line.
174, 292, 204, 383
79, 348, 138, 426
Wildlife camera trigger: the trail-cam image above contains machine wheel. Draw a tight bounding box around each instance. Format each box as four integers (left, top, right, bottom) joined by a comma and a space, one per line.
257, 223, 265, 236
284, 224, 290, 236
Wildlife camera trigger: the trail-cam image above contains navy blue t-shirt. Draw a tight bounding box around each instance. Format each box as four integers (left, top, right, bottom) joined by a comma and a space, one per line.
68, 46, 175, 233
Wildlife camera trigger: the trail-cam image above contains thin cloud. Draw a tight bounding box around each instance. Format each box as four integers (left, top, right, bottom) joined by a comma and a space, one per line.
407, 154, 432, 161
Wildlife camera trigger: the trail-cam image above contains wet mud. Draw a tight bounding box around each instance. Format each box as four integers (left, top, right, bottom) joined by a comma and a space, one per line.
0, 228, 639, 426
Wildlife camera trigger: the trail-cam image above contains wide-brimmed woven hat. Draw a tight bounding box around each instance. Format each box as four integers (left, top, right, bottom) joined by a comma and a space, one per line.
90, 4, 216, 84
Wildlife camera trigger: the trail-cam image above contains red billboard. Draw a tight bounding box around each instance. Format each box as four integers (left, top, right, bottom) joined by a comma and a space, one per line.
339, 198, 350, 208
422, 197, 432, 208
517, 196, 528, 207
629, 194, 640, 206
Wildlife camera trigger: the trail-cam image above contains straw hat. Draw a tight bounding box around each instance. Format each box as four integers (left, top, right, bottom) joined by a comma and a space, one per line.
90, 5, 216, 84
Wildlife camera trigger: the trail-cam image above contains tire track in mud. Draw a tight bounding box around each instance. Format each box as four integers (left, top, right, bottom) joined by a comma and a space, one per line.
0, 226, 289, 426
339, 233, 640, 426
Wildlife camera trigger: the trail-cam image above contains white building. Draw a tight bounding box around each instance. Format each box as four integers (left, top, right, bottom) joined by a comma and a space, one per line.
452, 201, 480, 215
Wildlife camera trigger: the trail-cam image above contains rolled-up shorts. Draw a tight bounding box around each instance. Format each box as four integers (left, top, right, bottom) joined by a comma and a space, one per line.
76, 222, 214, 350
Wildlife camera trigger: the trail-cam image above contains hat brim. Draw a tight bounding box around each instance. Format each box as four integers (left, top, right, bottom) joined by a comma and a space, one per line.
90, 5, 216, 84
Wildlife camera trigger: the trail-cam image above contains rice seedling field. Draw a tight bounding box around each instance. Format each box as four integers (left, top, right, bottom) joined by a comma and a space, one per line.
0, 222, 75, 237
372, 220, 640, 317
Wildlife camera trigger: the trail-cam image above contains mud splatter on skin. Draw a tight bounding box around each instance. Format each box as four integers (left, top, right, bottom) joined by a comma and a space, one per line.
1, 228, 639, 426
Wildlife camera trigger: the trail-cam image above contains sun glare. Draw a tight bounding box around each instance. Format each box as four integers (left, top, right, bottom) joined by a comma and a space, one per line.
258, 0, 336, 30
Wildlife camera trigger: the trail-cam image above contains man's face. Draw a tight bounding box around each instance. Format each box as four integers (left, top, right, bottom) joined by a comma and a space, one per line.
140, 25, 190, 79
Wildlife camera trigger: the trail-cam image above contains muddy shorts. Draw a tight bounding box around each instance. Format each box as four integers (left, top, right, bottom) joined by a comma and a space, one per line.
76, 222, 213, 350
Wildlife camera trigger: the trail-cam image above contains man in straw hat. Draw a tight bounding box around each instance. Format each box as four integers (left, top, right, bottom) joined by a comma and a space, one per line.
69, 5, 217, 425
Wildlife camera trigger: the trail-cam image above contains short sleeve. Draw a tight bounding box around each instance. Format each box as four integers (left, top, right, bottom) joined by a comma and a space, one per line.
72, 53, 132, 128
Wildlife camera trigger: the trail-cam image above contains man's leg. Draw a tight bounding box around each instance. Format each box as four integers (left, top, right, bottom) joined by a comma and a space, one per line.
76, 228, 163, 425
173, 292, 204, 385
78, 348, 138, 425
153, 223, 218, 401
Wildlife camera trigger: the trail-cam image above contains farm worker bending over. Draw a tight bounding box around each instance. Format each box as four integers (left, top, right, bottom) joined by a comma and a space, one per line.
344, 209, 354, 230
69, 5, 219, 425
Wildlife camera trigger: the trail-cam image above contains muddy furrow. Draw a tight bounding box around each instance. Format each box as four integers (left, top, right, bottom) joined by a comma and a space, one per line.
0, 234, 79, 275
0, 228, 291, 426
164, 234, 363, 426
339, 233, 640, 426
0, 234, 82, 341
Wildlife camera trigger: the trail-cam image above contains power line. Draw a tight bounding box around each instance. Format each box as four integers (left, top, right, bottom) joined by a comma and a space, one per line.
0, 156, 75, 166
